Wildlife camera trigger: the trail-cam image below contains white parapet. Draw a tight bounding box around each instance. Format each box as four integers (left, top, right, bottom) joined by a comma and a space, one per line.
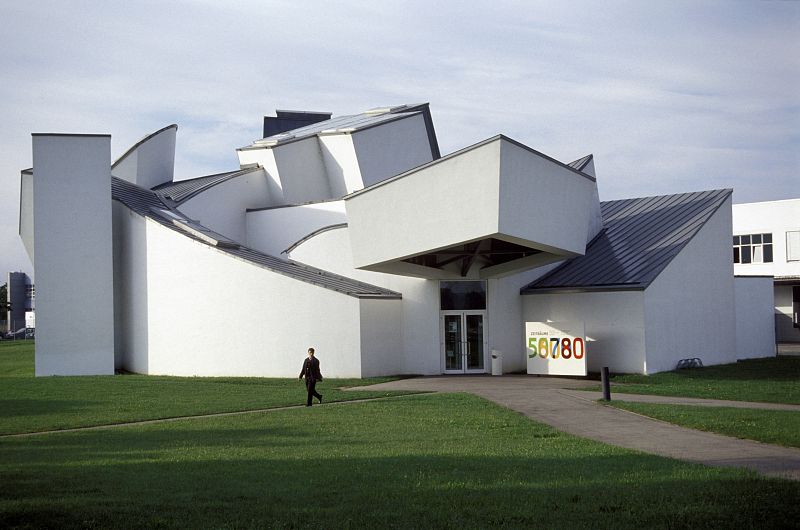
112, 124, 177, 190
344, 136, 599, 279
33, 134, 115, 376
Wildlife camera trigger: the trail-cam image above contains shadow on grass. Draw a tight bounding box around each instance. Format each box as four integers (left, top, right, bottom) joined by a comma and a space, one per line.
0, 399, 98, 418
1, 419, 799, 529
616, 357, 800, 383
1, 451, 797, 529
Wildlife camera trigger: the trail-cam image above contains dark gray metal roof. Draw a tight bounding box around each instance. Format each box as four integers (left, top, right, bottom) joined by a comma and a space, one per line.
240, 104, 426, 150
522, 189, 732, 293
111, 177, 401, 299
151, 166, 262, 204
568, 154, 593, 172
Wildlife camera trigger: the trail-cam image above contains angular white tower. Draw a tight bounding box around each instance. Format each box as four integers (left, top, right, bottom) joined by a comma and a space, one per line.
32, 133, 115, 375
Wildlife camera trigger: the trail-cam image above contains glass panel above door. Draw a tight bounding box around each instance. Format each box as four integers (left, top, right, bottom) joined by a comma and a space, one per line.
440, 281, 487, 310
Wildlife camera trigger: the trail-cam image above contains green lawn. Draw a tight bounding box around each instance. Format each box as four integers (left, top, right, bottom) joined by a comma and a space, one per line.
2, 393, 798, 529
610, 402, 800, 448
0, 341, 412, 435
2, 341, 798, 528
607, 357, 800, 404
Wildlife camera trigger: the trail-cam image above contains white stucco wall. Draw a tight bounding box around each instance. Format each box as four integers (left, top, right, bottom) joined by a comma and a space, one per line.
236, 148, 286, 204
345, 137, 597, 277
33, 134, 115, 376
272, 137, 331, 203
19, 171, 34, 263
734, 277, 776, 359
112, 203, 150, 372
522, 290, 647, 374
318, 134, 363, 197
487, 264, 561, 374
351, 113, 433, 188
136, 220, 368, 377
288, 226, 440, 375
245, 201, 347, 256
643, 198, 737, 373
359, 298, 404, 377
346, 139, 503, 270
176, 170, 272, 243
498, 141, 598, 256
113, 125, 176, 190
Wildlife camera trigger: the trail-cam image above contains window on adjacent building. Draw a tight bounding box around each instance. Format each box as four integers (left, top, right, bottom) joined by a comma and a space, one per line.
787, 231, 800, 262
733, 233, 772, 264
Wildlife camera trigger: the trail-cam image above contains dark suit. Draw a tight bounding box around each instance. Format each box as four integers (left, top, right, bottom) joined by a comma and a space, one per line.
299, 356, 323, 406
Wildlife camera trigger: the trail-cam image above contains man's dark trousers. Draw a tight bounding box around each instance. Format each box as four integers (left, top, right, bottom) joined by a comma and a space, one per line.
306, 378, 322, 406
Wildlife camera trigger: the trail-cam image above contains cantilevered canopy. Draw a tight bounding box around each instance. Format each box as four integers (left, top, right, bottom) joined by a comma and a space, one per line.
344, 135, 600, 279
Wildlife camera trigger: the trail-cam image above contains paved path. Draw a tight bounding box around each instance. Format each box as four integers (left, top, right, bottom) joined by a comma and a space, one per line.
350, 375, 800, 480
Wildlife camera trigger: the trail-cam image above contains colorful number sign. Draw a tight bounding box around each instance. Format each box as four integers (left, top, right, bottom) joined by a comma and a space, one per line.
525, 321, 587, 376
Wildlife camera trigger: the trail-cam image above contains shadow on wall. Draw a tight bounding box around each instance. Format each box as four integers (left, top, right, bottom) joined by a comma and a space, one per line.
776, 313, 800, 343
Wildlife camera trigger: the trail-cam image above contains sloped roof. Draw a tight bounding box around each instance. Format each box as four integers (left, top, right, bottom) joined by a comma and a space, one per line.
151, 166, 262, 204
568, 154, 593, 172
522, 189, 732, 293
111, 177, 400, 299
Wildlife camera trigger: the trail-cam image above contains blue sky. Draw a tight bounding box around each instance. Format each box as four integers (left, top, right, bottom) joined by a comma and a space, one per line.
1, 1, 798, 276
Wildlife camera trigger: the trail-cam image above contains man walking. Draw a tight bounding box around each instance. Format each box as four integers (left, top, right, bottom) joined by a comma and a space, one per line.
299, 347, 323, 406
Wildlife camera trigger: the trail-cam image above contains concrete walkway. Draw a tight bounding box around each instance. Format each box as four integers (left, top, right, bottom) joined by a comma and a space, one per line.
351, 375, 800, 480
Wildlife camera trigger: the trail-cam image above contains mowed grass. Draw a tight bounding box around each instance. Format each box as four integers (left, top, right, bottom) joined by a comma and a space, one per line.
2, 393, 799, 529
608, 357, 800, 404
0, 341, 412, 435
610, 402, 800, 448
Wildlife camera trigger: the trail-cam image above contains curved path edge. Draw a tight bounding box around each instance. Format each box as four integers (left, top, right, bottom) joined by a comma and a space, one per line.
350, 375, 800, 481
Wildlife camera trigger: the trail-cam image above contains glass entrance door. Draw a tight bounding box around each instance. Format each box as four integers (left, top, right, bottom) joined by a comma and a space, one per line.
441, 311, 486, 373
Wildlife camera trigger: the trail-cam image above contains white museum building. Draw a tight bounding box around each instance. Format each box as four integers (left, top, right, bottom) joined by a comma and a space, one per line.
18, 104, 777, 377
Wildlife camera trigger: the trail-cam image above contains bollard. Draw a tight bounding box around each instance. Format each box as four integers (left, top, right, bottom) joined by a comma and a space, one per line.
601, 366, 611, 401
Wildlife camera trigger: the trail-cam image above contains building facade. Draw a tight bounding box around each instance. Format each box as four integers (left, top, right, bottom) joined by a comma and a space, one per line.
4, 272, 34, 334
19, 104, 776, 376
732, 199, 800, 347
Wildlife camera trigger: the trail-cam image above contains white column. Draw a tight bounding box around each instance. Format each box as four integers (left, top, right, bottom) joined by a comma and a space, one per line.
33, 134, 115, 376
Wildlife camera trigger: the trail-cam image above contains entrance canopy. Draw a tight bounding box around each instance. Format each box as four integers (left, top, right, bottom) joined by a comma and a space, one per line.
344, 135, 601, 279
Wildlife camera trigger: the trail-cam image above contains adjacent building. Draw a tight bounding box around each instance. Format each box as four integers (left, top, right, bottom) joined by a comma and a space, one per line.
732, 199, 800, 349
4, 272, 34, 334
18, 104, 777, 376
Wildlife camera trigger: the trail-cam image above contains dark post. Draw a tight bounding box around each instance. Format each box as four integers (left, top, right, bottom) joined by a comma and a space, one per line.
601, 367, 611, 401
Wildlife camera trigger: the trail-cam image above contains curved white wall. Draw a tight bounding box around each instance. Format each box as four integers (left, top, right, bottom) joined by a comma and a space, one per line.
245, 201, 347, 256
177, 170, 272, 243
290, 226, 440, 375
113, 126, 176, 190
116, 216, 371, 377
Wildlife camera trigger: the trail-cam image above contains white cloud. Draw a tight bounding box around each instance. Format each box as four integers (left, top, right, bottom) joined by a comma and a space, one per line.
0, 0, 797, 276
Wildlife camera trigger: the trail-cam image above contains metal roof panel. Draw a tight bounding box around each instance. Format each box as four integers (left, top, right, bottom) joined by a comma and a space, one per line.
522, 189, 732, 293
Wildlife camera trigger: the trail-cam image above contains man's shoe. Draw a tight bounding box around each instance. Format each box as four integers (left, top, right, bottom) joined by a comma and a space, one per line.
318, 394, 323, 404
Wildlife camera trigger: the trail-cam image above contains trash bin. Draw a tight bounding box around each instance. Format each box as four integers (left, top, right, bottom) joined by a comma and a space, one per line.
491, 349, 503, 376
